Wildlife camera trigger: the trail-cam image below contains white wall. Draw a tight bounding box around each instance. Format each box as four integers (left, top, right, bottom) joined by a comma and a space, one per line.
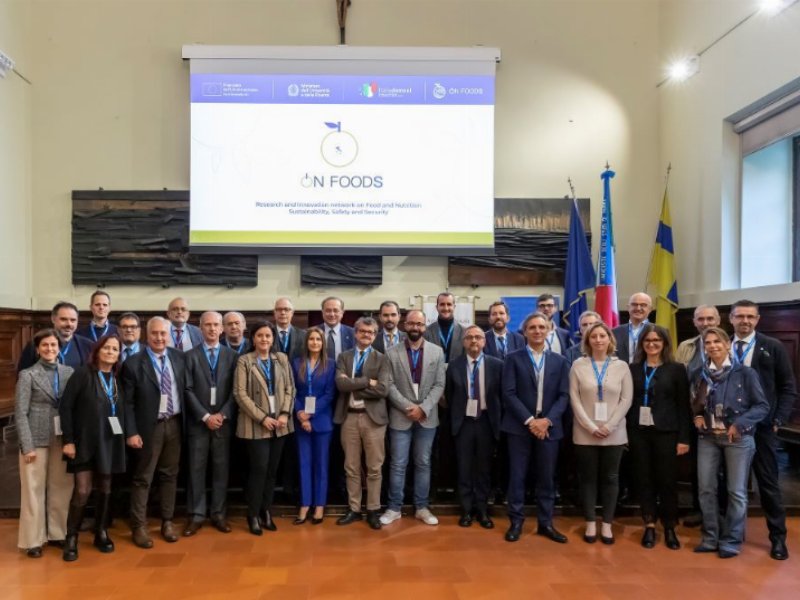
24, 0, 661, 313
0, 0, 32, 309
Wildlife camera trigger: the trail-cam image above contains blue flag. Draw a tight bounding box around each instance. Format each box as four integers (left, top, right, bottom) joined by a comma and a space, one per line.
563, 198, 596, 341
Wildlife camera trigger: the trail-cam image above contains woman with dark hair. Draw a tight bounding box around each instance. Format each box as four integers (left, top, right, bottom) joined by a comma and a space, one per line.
59, 334, 126, 561
291, 327, 336, 524
691, 326, 768, 558
628, 324, 692, 550
15, 329, 75, 558
234, 321, 296, 535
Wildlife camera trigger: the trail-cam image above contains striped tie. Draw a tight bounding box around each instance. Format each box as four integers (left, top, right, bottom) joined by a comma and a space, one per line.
160, 356, 174, 417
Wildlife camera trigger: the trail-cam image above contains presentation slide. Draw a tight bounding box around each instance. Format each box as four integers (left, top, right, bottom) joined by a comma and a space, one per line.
188, 71, 495, 253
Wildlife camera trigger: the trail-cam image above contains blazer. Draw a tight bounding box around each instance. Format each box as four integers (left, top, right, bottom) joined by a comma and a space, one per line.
501, 348, 570, 440
291, 357, 337, 433
166, 323, 203, 350
15, 361, 74, 454
120, 347, 188, 449
424, 320, 465, 363
627, 361, 692, 445
690, 363, 770, 436
549, 326, 573, 356
76, 321, 119, 342
386, 341, 446, 430
565, 344, 584, 365
220, 337, 253, 356
372, 329, 407, 354
334, 348, 391, 426
483, 329, 526, 360
675, 335, 704, 377
233, 352, 295, 439
272, 326, 306, 362
321, 324, 355, 357
445, 353, 503, 439
18, 335, 93, 373
569, 356, 633, 446
746, 332, 798, 427
612, 322, 650, 364
184, 344, 238, 436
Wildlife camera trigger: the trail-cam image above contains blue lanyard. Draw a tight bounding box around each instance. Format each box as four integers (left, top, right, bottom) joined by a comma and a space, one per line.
545, 331, 555, 351
643, 363, 659, 407
53, 368, 60, 402
97, 371, 117, 416
526, 347, 546, 374
469, 354, 484, 397
257, 357, 274, 395
280, 329, 290, 353
306, 359, 319, 395
224, 339, 246, 354
146, 348, 168, 382
90, 322, 109, 341
205, 346, 219, 384
410, 348, 421, 372
354, 347, 371, 374
58, 340, 72, 365
591, 357, 611, 402
732, 338, 755, 365
438, 325, 453, 350
629, 321, 648, 347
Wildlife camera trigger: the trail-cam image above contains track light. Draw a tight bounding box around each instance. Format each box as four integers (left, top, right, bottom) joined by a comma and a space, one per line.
667, 55, 700, 82
759, 0, 799, 16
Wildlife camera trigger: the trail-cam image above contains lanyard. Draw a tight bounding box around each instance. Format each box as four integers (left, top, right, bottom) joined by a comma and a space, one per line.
52, 368, 60, 404
257, 357, 274, 395
58, 340, 72, 365
469, 354, 484, 398
170, 329, 184, 348
354, 347, 371, 374
225, 339, 246, 354
545, 331, 555, 351
410, 348, 421, 372
205, 346, 219, 384
97, 371, 117, 416
643, 363, 659, 407
629, 321, 648, 347
90, 322, 109, 341
591, 357, 611, 402
438, 325, 453, 350
732, 338, 755, 365
146, 348, 168, 382
280, 329, 290, 353
306, 359, 319, 395
526, 347, 546, 374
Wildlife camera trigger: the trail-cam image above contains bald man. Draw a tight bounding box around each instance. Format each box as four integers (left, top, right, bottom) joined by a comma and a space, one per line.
612, 293, 652, 363
165, 297, 203, 351
675, 305, 720, 377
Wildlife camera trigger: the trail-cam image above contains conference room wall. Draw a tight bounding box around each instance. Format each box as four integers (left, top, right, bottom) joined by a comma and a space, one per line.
0, 0, 33, 309
659, 0, 800, 307
25, 0, 660, 312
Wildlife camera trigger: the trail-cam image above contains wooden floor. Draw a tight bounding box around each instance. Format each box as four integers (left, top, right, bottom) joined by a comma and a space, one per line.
0, 515, 798, 599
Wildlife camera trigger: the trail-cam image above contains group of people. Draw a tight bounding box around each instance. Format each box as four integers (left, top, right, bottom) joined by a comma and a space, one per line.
13, 290, 795, 563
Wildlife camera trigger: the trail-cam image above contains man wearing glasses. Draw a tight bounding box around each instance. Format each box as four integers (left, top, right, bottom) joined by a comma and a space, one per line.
612, 293, 652, 364
118, 313, 143, 362
536, 294, 572, 357
271, 298, 305, 361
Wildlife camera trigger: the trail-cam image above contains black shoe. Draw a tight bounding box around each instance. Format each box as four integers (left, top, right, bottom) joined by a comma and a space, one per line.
600, 534, 615, 545
476, 512, 494, 529
94, 493, 114, 552
366, 511, 382, 530
293, 516, 307, 525
94, 529, 115, 553
537, 525, 568, 544
210, 515, 232, 533
504, 523, 522, 542
693, 544, 717, 553
641, 527, 656, 549
336, 510, 363, 526
247, 516, 262, 536
63, 534, 78, 562
311, 516, 324, 525
770, 539, 789, 561
583, 533, 597, 544
664, 528, 680, 550
261, 510, 277, 532
458, 514, 473, 528
26, 547, 43, 558
718, 548, 738, 559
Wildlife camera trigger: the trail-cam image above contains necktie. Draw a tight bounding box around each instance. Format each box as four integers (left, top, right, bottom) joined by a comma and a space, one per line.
498, 336, 507, 357
327, 329, 336, 360
736, 340, 746, 362
386, 333, 395, 348
472, 359, 482, 418
280, 330, 287, 350
160, 356, 174, 417
124, 347, 132, 361
355, 351, 363, 377
209, 347, 216, 362
175, 328, 184, 348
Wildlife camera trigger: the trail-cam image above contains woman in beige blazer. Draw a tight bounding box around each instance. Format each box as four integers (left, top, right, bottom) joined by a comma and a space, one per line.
234, 321, 295, 535
15, 329, 75, 558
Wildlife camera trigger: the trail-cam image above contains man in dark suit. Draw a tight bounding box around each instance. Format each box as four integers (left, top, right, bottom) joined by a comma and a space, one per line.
445, 325, 502, 528
372, 300, 406, 353
118, 312, 143, 363
321, 296, 354, 360
536, 293, 572, 356
122, 316, 189, 549
165, 297, 203, 351
564, 310, 601, 364
424, 292, 465, 363
611, 292, 652, 363
183, 311, 237, 537
76, 290, 118, 341
729, 299, 797, 561
221, 311, 252, 355
272, 298, 306, 360
502, 312, 571, 544
18, 302, 94, 372
483, 300, 526, 360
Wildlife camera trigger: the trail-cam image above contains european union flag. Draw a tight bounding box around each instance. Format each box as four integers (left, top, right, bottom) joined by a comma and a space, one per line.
563, 199, 595, 341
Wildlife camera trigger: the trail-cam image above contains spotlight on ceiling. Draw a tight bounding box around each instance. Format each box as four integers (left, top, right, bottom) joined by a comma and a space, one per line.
667, 55, 700, 82
759, 0, 799, 15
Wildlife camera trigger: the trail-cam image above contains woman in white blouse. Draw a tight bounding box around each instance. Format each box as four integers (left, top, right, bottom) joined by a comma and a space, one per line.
569, 322, 633, 545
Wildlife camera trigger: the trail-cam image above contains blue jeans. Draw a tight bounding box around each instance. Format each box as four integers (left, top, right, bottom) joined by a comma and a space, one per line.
388, 424, 437, 511
697, 433, 756, 554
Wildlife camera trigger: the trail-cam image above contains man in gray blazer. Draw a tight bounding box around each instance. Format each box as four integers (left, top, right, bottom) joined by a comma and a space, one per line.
183, 312, 238, 537
165, 297, 203, 351
423, 292, 465, 363
381, 310, 446, 526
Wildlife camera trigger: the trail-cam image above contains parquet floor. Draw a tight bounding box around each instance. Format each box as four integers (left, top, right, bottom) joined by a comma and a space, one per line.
1, 514, 798, 599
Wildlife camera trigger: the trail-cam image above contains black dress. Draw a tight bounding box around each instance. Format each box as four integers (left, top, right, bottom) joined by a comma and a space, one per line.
59, 366, 127, 474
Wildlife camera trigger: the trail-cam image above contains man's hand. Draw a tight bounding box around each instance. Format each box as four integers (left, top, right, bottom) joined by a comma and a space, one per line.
127, 435, 143, 449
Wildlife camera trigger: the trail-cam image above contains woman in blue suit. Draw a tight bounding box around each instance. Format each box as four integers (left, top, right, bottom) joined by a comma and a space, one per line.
291, 327, 336, 524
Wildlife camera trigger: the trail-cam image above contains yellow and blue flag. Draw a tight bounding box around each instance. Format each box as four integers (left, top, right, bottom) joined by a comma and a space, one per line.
648, 189, 679, 346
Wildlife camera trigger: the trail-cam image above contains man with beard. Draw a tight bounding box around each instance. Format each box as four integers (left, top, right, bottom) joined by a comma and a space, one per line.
483, 301, 525, 360
424, 292, 464, 364
118, 312, 143, 363
675, 305, 720, 378
536, 293, 572, 357
165, 297, 202, 352
372, 300, 406, 353
18, 302, 94, 371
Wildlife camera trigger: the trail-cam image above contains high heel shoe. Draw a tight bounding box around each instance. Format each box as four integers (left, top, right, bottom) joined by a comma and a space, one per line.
261, 510, 277, 532
294, 508, 309, 525
247, 516, 262, 536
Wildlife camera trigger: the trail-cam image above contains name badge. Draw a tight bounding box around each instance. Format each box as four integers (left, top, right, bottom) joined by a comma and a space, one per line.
594, 402, 608, 422
210, 387, 217, 407
639, 406, 653, 427
466, 398, 478, 418
53, 416, 63, 436
305, 396, 317, 415
108, 416, 123, 435
268, 395, 276, 415
159, 394, 169, 414
412, 383, 420, 399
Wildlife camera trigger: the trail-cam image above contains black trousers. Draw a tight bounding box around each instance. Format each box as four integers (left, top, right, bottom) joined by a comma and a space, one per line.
244, 436, 287, 518
752, 425, 787, 541
628, 427, 679, 527
454, 416, 495, 514
574, 444, 625, 523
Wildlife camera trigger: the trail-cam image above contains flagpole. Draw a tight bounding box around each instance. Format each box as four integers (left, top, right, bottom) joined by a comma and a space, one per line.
645, 163, 673, 289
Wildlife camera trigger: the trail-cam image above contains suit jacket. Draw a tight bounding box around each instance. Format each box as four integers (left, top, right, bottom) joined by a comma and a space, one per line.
76, 321, 119, 342
271, 326, 306, 362
292, 357, 337, 433
233, 352, 295, 439
565, 344, 584, 365
445, 353, 502, 438
483, 329, 526, 360
627, 361, 692, 444
424, 320, 465, 363
15, 361, 74, 454
372, 329, 407, 354
386, 341, 446, 430
550, 326, 573, 356
612, 324, 630, 363
501, 348, 570, 440
121, 347, 188, 449
220, 337, 253, 356
184, 344, 238, 437
748, 332, 798, 427
166, 323, 203, 351
18, 335, 93, 373
333, 348, 391, 426
322, 324, 355, 358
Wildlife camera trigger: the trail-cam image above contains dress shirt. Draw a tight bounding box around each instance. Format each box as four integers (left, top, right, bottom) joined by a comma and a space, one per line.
325, 324, 342, 358
147, 349, 181, 415
349, 346, 371, 409
122, 342, 140, 362
171, 324, 194, 351
627, 321, 648, 362
731, 332, 756, 367
466, 354, 486, 412
546, 329, 562, 355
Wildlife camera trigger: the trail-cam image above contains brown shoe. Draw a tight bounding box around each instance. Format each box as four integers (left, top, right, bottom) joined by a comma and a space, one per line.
132, 527, 153, 549
210, 515, 232, 533
183, 520, 203, 537
161, 520, 179, 543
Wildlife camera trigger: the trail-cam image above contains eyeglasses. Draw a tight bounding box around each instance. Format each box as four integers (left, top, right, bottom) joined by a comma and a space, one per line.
464, 335, 484, 341
274, 307, 292, 312
538, 302, 556, 308
356, 329, 376, 336
119, 325, 140, 330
